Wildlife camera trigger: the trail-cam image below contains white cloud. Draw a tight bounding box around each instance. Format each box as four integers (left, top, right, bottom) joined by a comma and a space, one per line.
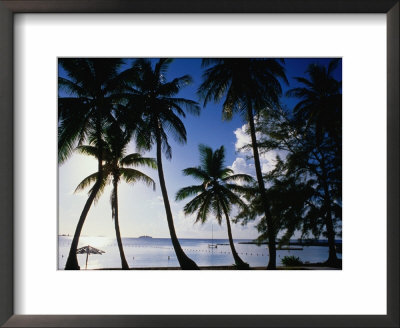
231, 124, 287, 177
260, 151, 280, 173
231, 157, 255, 176
234, 124, 251, 152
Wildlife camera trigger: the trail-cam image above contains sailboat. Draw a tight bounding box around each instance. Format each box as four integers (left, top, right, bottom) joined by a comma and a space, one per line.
208, 224, 217, 248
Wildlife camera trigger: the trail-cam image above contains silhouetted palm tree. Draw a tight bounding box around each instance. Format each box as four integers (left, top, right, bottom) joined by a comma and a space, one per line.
176, 145, 253, 269
127, 58, 201, 269
198, 58, 287, 269
59, 58, 133, 269
74, 123, 156, 269
286, 59, 342, 266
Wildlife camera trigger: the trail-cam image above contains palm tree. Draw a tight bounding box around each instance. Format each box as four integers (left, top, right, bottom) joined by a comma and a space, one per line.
127, 58, 201, 270
59, 58, 133, 269
74, 122, 156, 269
286, 59, 342, 266
198, 58, 288, 269
286, 59, 342, 152
176, 145, 253, 269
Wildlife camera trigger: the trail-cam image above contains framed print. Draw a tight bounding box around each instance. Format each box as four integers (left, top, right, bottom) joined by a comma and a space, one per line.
0, 0, 398, 327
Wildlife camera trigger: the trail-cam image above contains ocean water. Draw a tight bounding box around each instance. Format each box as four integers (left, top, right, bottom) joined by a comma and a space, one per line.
58, 236, 341, 270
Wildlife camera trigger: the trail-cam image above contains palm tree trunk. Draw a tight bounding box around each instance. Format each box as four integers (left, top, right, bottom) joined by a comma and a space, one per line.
247, 105, 277, 270
112, 180, 130, 270
65, 181, 101, 270
222, 206, 249, 269
321, 178, 339, 267
155, 127, 199, 270
319, 150, 339, 267
324, 206, 339, 266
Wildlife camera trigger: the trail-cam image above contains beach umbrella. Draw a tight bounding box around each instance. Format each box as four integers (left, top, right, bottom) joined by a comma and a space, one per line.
76, 245, 105, 269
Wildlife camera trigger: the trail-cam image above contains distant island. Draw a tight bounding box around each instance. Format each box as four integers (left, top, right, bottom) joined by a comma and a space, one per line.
138, 235, 152, 239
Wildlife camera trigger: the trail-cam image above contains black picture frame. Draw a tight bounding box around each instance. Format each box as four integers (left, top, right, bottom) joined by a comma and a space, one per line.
0, 1, 398, 327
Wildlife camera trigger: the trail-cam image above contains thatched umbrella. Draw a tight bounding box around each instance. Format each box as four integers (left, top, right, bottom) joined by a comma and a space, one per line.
76, 245, 105, 269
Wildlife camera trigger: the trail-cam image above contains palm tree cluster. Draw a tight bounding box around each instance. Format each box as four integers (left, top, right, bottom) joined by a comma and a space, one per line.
59, 58, 200, 270
59, 58, 342, 270
236, 59, 342, 267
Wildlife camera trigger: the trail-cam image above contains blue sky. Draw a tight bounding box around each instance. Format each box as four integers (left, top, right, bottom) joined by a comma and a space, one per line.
58, 58, 341, 239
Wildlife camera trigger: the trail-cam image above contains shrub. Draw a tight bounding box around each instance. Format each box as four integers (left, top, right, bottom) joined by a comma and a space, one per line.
281, 255, 303, 266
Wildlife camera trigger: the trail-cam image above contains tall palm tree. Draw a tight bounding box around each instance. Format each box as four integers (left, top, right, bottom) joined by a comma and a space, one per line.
74, 123, 156, 269
176, 145, 253, 269
59, 58, 132, 269
286, 59, 342, 266
198, 58, 288, 269
127, 58, 201, 270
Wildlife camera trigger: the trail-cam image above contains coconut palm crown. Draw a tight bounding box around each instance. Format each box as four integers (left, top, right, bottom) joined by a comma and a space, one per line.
58, 58, 130, 164
286, 59, 342, 150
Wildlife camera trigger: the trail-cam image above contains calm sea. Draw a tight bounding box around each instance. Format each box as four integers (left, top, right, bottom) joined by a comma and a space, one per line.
58, 236, 341, 270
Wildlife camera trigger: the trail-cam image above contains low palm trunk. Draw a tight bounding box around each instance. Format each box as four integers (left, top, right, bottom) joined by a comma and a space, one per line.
324, 207, 339, 266
65, 181, 101, 270
222, 208, 249, 269
247, 105, 277, 269
156, 129, 199, 270
112, 180, 129, 270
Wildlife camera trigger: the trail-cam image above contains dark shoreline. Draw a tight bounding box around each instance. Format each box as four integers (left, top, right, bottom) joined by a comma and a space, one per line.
94, 261, 342, 270
239, 241, 342, 247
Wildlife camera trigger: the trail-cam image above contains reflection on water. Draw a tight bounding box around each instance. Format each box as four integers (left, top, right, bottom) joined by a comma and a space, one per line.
58, 236, 341, 270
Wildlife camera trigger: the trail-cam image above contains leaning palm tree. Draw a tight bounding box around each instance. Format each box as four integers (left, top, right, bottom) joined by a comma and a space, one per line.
74, 123, 156, 269
176, 145, 253, 269
198, 58, 288, 269
59, 58, 133, 270
127, 58, 200, 270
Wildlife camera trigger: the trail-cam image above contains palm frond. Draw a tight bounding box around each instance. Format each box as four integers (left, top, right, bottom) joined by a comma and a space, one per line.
182, 167, 209, 181
175, 185, 204, 201
120, 153, 157, 169
74, 172, 99, 193
223, 173, 255, 183
74, 145, 100, 159
120, 168, 156, 190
